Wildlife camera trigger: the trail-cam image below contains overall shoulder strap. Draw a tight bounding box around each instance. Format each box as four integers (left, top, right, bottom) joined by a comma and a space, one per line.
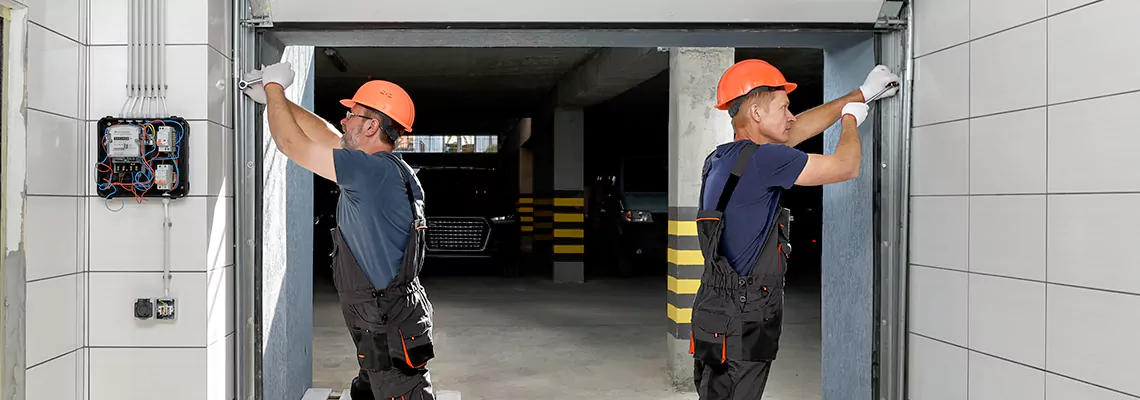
382, 154, 420, 218
715, 142, 759, 213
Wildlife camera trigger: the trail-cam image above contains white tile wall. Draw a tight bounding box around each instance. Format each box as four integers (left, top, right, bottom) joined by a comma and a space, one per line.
23, 0, 234, 397
1048, 0, 1099, 15
26, 352, 79, 400
969, 351, 1045, 400
908, 334, 968, 400
26, 110, 83, 196
88, 272, 209, 346
26, 275, 81, 367
1047, 194, 1140, 295
910, 120, 969, 196
25, 196, 81, 281
89, 348, 208, 400
1047, 0, 1140, 104
1047, 91, 1140, 193
969, 20, 1047, 117
970, 108, 1047, 194
1047, 373, 1137, 400
24, 0, 82, 42
968, 274, 1045, 367
914, 0, 969, 57
1046, 285, 1140, 396
914, 44, 970, 126
909, 196, 969, 271
88, 197, 209, 272
970, 0, 1047, 40
27, 23, 81, 119
911, 1, 1140, 398
909, 265, 969, 346
969, 195, 1046, 281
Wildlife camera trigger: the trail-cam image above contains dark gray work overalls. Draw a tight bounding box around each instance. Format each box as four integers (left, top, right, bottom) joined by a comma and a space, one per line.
690, 143, 792, 399
330, 156, 436, 400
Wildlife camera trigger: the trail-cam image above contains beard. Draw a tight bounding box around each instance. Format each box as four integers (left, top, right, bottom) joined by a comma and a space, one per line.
340, 125, 361, 150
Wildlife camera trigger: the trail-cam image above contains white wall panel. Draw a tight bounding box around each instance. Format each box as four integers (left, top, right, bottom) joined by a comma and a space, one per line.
908, 334, 968, 400
268, 0, 888, 24
1047, 0, 1140, 104
909, 266, 969, 346
1047, 194, 1140, 295
910, 121, 969, 196
968, 274, 1045, 367
1047, 91, 1140, 193
970, 21, 1047, 117
1046, 284, 1140, 396
969, 351, 1045, 400
914, 45, 970, 126
970, 0, 1047, 39
909, 196, 969, 271
969, 108, 1046, 194
969, 195, 1045, 281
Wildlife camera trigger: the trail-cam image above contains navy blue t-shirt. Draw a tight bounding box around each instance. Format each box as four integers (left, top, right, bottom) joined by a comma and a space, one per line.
332, 149, 424, 289
700, 140, 808, 277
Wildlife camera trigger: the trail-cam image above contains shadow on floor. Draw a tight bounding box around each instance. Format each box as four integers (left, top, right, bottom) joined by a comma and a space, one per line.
313, 275, 822, 400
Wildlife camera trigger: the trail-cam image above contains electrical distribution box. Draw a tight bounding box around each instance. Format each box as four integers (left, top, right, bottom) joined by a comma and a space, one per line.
94, 116, 190, 199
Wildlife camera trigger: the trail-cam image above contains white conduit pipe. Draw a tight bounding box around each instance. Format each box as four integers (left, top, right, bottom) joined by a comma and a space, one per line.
159, 0, 167, 115
123, 0, 135, 117
146, 0, 153, 117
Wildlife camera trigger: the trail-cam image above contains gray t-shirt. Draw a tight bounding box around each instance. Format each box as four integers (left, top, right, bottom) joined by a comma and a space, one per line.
332, 149, 423, 289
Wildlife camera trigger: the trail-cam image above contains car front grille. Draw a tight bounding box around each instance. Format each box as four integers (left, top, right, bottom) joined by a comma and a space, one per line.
426, 217, 489, 251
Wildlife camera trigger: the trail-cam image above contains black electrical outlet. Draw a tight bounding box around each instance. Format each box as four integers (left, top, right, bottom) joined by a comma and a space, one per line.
134, 298, 153, 319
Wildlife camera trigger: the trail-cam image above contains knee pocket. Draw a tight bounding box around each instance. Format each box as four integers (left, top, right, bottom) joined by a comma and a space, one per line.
391, 316, 435, 370
690, 311, 729, 364
351, 328, 394, 372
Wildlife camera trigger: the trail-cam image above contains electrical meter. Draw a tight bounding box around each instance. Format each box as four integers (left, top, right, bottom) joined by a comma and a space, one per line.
94, 116, 190, 199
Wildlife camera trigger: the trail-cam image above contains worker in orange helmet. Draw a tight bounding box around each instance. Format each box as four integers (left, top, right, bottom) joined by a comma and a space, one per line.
689, 59, 899, 399
242, 62, 436, 400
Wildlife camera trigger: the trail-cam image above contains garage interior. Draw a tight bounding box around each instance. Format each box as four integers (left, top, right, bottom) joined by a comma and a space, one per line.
304, 46, 827, 399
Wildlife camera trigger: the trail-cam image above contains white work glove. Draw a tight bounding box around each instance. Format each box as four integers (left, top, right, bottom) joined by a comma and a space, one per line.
241, 68, 268, 104
261, 61, 295, 92
859, 65, 901, 102
842, 102, 869, 127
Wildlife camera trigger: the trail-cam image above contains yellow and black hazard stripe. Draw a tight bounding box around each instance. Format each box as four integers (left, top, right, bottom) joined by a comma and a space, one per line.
552, 191, 585, 262
517, 195, 534, 252
533, 195, 554, 242
667, 206, 703, 340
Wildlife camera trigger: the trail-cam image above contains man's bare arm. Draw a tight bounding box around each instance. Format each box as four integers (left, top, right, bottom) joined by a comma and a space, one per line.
794, 114, 861, 186
288, 101, 344, 149
265, 85, 338, 182
784, 90, 864, 148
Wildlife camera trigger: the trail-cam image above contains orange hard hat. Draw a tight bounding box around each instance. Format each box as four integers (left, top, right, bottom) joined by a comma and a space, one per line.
714, 59, 797, 111
340, 80, 416, 132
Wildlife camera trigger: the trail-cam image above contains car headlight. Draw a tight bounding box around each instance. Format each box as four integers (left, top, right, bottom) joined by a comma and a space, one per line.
625, 210, 653, 223
491, 215, 515, 224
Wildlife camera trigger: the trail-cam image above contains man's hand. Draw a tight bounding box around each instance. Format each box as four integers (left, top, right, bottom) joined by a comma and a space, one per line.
262, 62, 296, 91
859, 65, 901, 102
241, 62, 295, 104
241, 68, 268, 104
841, 102, 869, 127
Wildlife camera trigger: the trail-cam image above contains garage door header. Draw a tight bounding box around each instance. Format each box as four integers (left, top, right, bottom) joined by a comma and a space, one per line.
266, 0, 897, 25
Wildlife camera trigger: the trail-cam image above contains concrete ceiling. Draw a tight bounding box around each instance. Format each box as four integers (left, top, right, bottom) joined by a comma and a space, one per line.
312, 46, 824, 134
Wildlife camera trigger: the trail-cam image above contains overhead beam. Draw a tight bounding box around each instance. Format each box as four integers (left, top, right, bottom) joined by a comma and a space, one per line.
555, 47, 667, 107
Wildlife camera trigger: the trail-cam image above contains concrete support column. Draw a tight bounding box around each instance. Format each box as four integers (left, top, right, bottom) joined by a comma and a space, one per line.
551, 107, 586, 282
665, 47, 735, 389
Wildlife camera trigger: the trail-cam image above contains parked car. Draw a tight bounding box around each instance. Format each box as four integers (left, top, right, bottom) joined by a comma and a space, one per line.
411, 165, 516, 261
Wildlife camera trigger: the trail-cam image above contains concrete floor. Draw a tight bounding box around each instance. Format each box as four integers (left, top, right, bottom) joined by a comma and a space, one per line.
313, 275, 822, 400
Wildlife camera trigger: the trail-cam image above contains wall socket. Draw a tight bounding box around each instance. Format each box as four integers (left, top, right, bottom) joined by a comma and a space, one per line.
156, 297, 177, 320
135, 297, 176, 321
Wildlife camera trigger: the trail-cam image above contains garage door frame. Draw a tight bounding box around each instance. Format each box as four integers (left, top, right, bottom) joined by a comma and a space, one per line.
233, 14, 913, 400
